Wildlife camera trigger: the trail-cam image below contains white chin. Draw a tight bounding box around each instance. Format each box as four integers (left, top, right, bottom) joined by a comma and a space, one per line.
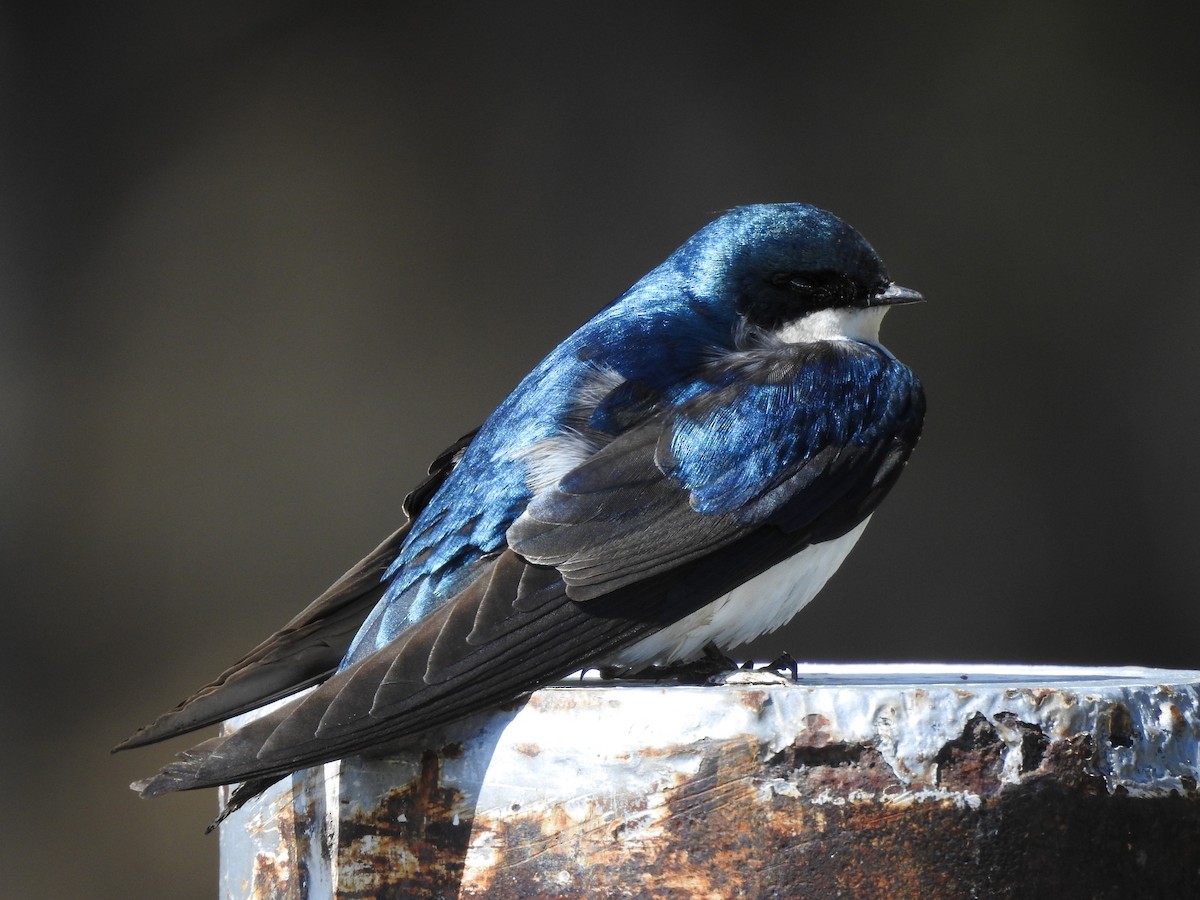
773, 307, 888, 344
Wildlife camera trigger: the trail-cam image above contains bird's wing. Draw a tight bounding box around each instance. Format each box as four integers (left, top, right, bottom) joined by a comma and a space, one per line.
133, 342, 922, 805
115, 430, 479, 751
510, 340, 924, 598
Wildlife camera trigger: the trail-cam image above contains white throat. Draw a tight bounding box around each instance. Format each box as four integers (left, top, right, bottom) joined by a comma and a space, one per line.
774, 306, 888, 344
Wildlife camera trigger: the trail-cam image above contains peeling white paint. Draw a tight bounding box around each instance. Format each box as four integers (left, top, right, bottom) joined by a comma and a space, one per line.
220, 663, 1200, 897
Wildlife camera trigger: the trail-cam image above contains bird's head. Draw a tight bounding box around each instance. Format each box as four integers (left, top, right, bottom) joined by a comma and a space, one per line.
697, 203, 923, 344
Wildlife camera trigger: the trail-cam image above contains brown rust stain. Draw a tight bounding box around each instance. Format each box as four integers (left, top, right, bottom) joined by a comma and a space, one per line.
453, 728, 1200, 899
633, 741, 705, 761
1165, 703, 1189, 740
735, 688, 770, 715
248, 782, 313, 900
1037, 733, 1108, 794
934, 712, 1006, 794
770, 739, 903, 796
799, 712, 831, 734
525, 691, 588, 714
458, 738, 770, 898
246, 784, 298, 840
993, 711, 1050, 774
330, 746, 473, 898
241, 702, 1200, 898
1106, 702, 1137, 748
251, 851, 291, 900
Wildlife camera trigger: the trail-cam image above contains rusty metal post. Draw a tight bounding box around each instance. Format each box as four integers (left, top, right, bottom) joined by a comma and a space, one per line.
219, 664, 1200, 898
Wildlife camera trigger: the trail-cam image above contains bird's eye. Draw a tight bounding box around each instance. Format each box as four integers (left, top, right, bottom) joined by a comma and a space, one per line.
769, 271, 811, 292
768, 269, 863, 307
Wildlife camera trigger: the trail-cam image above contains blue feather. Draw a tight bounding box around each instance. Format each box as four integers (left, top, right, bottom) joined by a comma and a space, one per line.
663, 342, 922, 523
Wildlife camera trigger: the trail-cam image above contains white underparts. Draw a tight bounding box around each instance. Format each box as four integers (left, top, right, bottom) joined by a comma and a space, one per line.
774, 306, 889, 344
604, 517, 872, 667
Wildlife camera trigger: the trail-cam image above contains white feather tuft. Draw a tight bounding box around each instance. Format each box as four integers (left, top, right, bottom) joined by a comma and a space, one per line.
513, 364, 626, 493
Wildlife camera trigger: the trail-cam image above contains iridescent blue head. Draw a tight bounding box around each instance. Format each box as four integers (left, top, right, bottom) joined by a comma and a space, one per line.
684, 203, 923, 340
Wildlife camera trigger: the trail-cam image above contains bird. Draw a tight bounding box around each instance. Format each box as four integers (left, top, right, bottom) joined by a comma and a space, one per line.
118, 202, 926, 823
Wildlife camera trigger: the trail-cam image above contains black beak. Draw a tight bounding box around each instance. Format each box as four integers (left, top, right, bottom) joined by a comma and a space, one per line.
870, 283, 925, 307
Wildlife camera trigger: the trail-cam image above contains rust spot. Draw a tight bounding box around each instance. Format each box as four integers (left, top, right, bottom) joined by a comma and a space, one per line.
993, 712, 1050, 774
1038, 733, 1108, 795
412, 749, 441, 838
525, 691, 580, 713
667, 739, 763, 823
736, 688, 769, 715
787, 741, 868, 768
245, 778, 317, 899
935, 713, 1005, 794
1028, 688, 1054, 708
441, 741, 465, 759
512, 742, 542, 757
778, 713, 834, 755
636, 741, 706, 761
1107, 704, 1136, 748
333, 746, 472, 896
765, 737, 902, 798
251, 851, 289, 899
1165, 704, 1188, 740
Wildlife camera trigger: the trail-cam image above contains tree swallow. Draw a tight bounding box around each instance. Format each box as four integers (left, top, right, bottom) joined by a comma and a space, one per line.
119, 203, 925, 818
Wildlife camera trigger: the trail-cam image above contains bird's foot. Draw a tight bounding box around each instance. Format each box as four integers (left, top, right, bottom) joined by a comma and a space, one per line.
757, 651, 799, 682
708, 652, 800, 686
595, 642, 740, 685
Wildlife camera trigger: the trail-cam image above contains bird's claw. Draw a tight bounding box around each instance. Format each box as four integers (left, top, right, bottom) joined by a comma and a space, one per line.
595, 642, 741, 684
757, 651, 799, 682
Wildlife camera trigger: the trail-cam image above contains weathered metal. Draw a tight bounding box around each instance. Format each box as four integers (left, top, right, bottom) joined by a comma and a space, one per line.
219, 664, 1200, 898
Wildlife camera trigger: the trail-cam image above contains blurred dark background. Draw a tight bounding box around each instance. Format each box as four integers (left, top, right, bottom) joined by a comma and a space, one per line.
4, 2, 1199, 896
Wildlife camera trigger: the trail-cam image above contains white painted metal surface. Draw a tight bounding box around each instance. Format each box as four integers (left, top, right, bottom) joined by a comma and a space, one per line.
219, 664, 1200, 898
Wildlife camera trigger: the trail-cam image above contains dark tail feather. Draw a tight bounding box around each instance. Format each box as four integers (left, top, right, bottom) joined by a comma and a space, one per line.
114, 524, 410, 751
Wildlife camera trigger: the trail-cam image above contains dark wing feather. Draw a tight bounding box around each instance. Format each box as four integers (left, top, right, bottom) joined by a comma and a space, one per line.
509, 425, 756, 600
133, 540, 718, 803
135, 493, 877, 808
512, 341, 923, 599
115, 430, 478, 751
135, 552, 578, 797
114, 524, 409, 751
